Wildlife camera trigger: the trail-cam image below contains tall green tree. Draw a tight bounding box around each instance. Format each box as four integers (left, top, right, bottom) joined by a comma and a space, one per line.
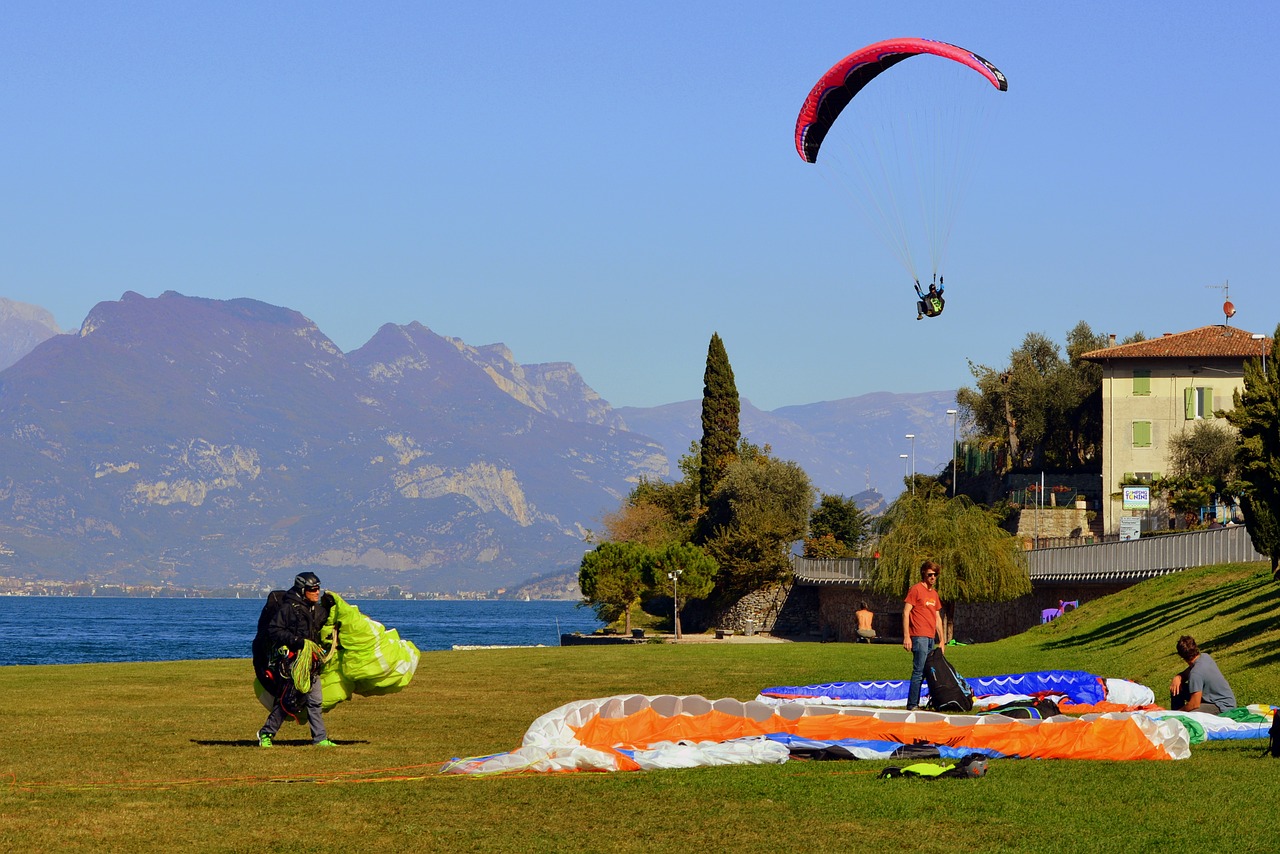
578, 541, 652, 633
699, 333, 740, 510
1059, 321, 1110, 467
872, 492, 1030, 637
805, 493, 869, 557
606, 443, 702, 547
651, 542, 719, 600
1224, 324, 1280, 577
956, 322, 1118, 472
651, 542, 719, 636
1161, 419, 1240, 519
702, 441, 813, 600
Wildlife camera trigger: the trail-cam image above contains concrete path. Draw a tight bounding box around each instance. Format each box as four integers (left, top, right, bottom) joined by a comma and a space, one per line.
663, 632, 790, 644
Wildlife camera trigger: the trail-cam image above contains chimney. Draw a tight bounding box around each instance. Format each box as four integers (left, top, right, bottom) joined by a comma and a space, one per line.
1108, 334, 1116, 347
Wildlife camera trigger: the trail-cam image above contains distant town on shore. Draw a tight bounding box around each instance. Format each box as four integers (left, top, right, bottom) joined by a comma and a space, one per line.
0, 575, 582, 602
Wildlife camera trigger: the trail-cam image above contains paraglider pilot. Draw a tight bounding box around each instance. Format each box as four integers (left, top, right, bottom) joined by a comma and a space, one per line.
257, 572, 339, 747
916, 275, 945, 320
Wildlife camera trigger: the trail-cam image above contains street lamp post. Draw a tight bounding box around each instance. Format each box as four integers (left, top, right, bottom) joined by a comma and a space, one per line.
668, 569, 683, 641
899, 453, 909, 493
946, 409, 958, 497
905, 434, 916, 495
1252, 333, 1267, 374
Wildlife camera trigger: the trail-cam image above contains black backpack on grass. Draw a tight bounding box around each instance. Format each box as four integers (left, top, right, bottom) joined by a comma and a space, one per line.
924, 646, 974, 713
978, 697, 1061, 719
1263, 712, 1280, 758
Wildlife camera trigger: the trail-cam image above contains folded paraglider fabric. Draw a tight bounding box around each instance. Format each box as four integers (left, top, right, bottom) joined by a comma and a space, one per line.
758, 671, 1156, 713
319, 592, 420, 709
762, 670, 1133, 706
1141, 708, 1272, 743
441, 693, 1191, 775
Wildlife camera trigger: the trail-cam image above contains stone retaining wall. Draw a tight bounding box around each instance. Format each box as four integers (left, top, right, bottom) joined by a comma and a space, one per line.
715, 583, 817, 635
1016, 507, 1090, 540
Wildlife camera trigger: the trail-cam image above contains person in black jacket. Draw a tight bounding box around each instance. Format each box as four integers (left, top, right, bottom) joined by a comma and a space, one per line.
257, 572, 338, 747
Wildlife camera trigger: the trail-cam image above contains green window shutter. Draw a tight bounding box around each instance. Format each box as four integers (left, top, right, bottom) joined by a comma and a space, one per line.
1133, 369, 1151, 396
1198, 387, 1212, 417
1132, 421, 1152, 448
1184, 387, 1195, 419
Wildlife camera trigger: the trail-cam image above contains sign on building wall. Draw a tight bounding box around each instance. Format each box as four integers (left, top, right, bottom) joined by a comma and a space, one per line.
1122, 486, 1151, 509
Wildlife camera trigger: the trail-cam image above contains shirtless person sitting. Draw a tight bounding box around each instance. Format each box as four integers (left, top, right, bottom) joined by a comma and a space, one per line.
855, 601, 876, 643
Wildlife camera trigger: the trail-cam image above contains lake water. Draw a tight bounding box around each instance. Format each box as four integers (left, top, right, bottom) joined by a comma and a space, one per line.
0, 597, 603, 666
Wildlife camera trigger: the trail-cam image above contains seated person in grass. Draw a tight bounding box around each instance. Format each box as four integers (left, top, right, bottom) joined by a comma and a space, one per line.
854, 601, 876, 643
1169, 634, 1236, 715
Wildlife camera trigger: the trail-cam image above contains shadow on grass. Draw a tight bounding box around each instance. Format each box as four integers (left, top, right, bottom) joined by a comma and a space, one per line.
1042, 571, 1277, 654
191, 739, 370, 747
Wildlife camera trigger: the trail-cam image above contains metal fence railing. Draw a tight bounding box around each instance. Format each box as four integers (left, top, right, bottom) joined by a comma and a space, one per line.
791, 525, 1266, 586
1027, 524, 1264, 581
790, 556, 876, 585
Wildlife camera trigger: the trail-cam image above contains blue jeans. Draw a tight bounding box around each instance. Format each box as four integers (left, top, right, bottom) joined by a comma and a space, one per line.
907, 635, 936, 708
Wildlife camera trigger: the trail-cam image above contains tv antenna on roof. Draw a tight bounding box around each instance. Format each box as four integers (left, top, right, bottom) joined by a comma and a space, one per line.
1206, 281, 1234, 324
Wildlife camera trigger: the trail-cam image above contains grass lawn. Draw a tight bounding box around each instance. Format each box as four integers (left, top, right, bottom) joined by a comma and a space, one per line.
4, 562, 1280, 852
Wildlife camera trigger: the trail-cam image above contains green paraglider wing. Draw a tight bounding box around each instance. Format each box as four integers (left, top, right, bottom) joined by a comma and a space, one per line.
319, 592, 421, 710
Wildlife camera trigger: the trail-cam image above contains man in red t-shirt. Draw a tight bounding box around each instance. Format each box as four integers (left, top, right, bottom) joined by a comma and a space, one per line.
902, 560, 944, 710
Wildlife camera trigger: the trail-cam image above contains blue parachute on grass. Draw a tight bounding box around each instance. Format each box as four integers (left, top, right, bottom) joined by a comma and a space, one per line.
760, 669, 1109, 707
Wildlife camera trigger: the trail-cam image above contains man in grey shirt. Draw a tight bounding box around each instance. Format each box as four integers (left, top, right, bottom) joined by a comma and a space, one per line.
1169, 635, 1236, 715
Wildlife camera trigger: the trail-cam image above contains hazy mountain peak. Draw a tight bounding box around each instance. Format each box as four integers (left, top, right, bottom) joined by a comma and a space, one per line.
0, 297, 63, 371
0, 297, 60, 329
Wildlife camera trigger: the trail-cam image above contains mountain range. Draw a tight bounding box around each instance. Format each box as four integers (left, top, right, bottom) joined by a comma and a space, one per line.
0, 293, 957, 592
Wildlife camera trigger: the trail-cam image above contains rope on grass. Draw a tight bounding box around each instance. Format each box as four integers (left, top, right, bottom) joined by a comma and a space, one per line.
6, 761, 453, 792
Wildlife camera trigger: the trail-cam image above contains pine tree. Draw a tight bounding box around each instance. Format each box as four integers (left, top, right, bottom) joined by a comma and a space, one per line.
698, 333, 740, 509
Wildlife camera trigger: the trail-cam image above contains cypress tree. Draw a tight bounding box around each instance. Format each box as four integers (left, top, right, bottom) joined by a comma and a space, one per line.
699, 333, 740, 510
1224, 324, 1280, 577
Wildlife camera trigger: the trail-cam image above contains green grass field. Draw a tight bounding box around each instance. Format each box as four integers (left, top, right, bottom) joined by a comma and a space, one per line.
4, 562, 1280, 853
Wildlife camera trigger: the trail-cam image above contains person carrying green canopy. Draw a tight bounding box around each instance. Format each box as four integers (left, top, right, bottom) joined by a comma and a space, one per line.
253, 577, 421, 741
255, 572, 337, 748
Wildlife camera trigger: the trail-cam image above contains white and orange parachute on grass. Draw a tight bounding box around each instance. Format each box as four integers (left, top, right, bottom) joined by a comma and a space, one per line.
441, 693, 1191, 775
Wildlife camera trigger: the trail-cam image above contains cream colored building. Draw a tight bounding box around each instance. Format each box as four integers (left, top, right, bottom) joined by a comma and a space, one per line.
1081, 325, 1269, 535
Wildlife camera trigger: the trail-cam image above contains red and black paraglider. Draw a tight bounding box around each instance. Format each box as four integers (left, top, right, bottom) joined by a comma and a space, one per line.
795, 38, 1008, 319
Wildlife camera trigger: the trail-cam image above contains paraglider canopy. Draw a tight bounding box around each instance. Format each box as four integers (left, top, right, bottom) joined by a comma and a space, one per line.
796, 37, 1007, 164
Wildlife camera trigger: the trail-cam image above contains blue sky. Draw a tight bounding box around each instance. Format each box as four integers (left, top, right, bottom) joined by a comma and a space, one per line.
2, 2, 1276, 411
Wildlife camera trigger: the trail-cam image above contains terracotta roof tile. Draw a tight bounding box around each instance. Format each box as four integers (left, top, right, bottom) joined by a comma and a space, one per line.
1080, 325, 1271, 361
